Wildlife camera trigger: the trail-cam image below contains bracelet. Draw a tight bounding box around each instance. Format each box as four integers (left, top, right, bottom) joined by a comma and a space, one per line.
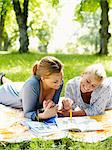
35, 113, 44, 122
36, 115, 40, 121
36, 109, 45, 122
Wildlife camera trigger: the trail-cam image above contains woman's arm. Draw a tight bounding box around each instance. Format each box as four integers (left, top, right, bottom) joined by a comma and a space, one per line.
21, 82, 39, 120
83, 86, 112, 116
58, 109, 86, 117
21, 78, 59, 120
38, 101, 58, 119
59, 87, 112, 117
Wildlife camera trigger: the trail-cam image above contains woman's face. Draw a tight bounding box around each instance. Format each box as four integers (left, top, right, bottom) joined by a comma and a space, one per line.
42, 71, 63, 90
80, 73, 102, 93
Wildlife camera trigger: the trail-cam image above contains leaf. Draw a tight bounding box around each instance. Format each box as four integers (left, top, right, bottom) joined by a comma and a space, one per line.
79, 0, 100, 12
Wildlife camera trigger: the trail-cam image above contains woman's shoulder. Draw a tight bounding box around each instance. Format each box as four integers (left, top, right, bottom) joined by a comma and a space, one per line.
102, 77, 112, 87
23, 75, 40, 88
106, 77, 112, 83
103, 77, 112, 89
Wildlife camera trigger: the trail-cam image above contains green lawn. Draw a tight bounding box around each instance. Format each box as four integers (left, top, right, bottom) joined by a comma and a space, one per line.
0, 52, 112, 149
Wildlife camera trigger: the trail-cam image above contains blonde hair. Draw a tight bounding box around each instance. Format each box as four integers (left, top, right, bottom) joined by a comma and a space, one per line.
32, 56, 63, 78
83, 63, 106, 81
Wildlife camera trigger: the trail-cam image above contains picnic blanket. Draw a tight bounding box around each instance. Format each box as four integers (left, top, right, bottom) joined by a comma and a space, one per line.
0, 104, 112, 143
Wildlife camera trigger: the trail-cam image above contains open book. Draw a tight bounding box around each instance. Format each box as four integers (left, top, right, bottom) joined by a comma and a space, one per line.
56, 117, 103, 132
22, 117, 103, 137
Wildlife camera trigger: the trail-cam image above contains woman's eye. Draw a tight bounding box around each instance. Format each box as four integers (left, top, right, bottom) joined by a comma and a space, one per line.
92, 85, 96, 88
86, 80, 90, 83
54, 80, 58, 83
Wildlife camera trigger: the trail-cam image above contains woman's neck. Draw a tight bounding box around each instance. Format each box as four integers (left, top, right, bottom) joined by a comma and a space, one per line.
41, 80, 51, 91
39, 80, 55, 103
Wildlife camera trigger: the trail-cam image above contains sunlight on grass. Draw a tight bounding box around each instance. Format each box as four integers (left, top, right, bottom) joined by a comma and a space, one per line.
1, 66, 22, 74
0, 51, 11, 54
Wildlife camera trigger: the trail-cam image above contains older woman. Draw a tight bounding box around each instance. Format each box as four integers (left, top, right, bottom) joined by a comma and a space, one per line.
59, 63, 112, 116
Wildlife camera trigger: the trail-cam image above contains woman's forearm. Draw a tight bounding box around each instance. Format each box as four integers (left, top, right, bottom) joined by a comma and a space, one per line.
72, 110, 86, 116
58, 109, 87, 117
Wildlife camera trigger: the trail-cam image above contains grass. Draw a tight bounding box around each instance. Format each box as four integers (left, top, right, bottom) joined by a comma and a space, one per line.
0, 52, 112, 149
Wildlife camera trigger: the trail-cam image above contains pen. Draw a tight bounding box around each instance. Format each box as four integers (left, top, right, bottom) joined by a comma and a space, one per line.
70, 109, 72, 122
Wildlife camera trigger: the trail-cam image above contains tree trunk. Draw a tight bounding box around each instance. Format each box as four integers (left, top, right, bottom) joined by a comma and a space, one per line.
12, 0, 29, 53
0, 2, 7, 50
3, 32, 10, 51
99, 0, 111, 55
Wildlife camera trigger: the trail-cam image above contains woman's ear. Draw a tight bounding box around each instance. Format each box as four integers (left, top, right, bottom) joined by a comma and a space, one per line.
81, 73, 84, 77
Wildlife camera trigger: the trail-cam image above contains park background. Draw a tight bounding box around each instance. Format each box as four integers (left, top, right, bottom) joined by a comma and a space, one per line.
0, 0, 112, 149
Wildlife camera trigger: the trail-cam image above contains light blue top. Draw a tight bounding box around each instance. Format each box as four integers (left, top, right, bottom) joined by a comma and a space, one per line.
0, 76, 63, 120
65, 76, 112, 116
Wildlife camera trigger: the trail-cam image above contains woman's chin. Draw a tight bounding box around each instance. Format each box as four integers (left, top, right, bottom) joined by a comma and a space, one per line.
81, 90, 86, 93
81, 87, 87, 93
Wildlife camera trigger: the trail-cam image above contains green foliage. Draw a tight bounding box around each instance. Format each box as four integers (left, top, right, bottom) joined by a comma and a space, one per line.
108, 0, 112, 7
80, 0, 100, 12
75, 0, 100, 22
75, 4, 84, 22
0, 0, 12, 51
0, 0, 11, 13
47, 0, 59, 7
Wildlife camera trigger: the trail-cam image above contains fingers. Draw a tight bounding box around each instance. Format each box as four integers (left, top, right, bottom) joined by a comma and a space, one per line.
43, 101, 48, 109
42, 106, 58, 119
55, 104, 59, 111
62, 98, 73, 111
46, 101, 55, 109
43, 100, 55, 109
42, 100, 59, 119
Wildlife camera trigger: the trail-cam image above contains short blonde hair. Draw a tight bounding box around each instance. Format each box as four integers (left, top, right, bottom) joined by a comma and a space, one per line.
83, 63, 106, 81
32, 56, 63, 78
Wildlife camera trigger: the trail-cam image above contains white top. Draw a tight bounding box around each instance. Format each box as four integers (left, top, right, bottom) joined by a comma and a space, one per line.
65, 76, 112, 116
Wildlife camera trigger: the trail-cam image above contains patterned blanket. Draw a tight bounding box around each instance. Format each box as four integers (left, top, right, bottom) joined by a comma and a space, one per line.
0, 104, 112, 143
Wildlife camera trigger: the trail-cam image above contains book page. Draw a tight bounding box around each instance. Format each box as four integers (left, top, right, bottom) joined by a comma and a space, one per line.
56, 117, 103, 132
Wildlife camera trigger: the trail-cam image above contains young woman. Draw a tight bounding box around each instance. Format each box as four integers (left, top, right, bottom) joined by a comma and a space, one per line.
0, 56, 63, 121
59, 63, 112, 116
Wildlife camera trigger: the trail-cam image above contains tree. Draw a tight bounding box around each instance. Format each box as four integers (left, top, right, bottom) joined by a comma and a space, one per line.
12, 0, 29, 53
76, 0, 111, 55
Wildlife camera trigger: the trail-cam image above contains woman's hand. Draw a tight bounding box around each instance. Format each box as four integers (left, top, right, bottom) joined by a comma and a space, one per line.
38, 101, 58, 119
43, 100, 55, 110
61, 98, 73, 111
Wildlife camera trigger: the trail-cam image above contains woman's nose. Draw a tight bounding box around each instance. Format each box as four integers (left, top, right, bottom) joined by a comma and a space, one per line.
57, 80, 62, 85
86, 84, 92, 90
